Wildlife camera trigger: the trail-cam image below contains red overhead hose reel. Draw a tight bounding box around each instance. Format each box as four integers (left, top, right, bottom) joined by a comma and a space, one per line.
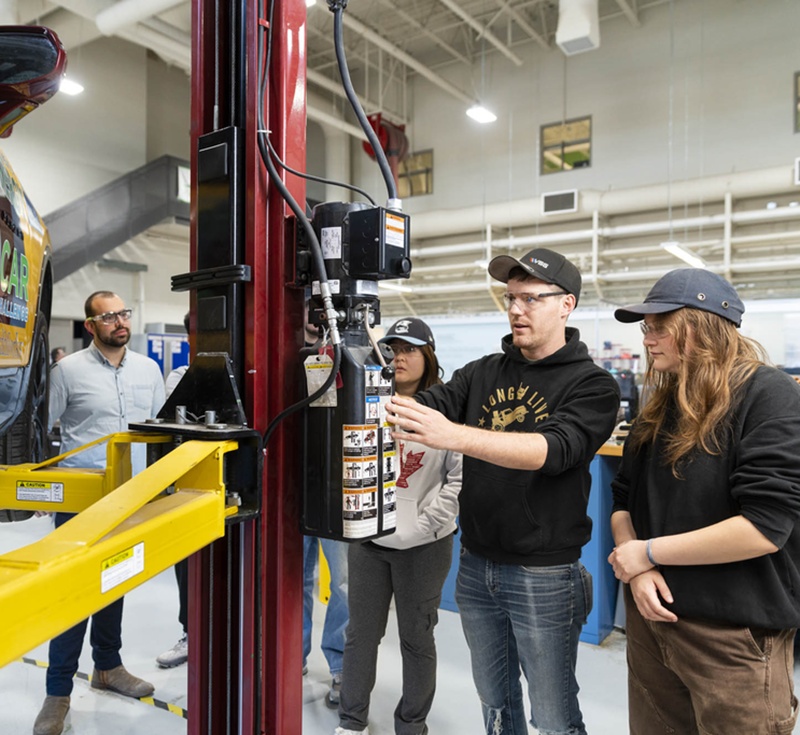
361, 113, 409, 191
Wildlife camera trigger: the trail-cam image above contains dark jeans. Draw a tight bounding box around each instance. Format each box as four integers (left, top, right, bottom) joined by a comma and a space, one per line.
338, 535, 453, 735
175, 558, 189, 634
46, 513, 124, 696
455, 547, 592, 735
625, 585, 799, 734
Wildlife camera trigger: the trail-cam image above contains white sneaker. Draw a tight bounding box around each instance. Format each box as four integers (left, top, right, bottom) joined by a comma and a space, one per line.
334, 728, 369, 735
156, 634, 188, 668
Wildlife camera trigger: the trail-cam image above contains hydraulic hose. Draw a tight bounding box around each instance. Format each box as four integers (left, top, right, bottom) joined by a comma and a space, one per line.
330, 4, 399, 203
266, 135, 376, 206
257, 0, 343, 450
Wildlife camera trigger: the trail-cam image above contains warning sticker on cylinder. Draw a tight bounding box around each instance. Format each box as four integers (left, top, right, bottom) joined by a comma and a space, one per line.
343, 425, 378, 457
343, 456, 379, 489
16, 481, 64, 504
383, 451, 397, 483
321, 226, 342, 259
382, 481, 397, 530
343, 488, 379, 538
101, 543, 145, 594
385, 212, 406, 249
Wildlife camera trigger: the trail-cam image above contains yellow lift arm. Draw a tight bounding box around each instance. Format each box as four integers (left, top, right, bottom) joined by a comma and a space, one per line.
0, 433, 241, 669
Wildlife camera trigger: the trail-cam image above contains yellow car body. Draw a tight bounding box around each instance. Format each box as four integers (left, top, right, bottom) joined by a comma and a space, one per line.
0, 144, 52, 435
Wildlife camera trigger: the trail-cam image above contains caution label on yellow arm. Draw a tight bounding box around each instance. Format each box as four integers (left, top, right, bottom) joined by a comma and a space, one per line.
101, 543, 145, 594
16, 481, 64, 503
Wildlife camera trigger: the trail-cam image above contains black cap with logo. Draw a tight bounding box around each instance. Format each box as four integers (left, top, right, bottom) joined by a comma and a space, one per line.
488, 247, 582, 306
378, 318, 436, 351
615, 269, 744, 327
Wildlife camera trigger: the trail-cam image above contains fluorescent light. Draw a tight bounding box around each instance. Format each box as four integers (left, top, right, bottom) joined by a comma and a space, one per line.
660, 241, 706, 269
378, 282, 414, 294
466, 105, 497, 124
306, 0, 316, 6
59, 78, 84, 96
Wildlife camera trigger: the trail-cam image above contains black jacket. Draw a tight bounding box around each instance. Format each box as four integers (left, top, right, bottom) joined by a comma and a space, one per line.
416, 327, 620, 566
612, 366, 800, 629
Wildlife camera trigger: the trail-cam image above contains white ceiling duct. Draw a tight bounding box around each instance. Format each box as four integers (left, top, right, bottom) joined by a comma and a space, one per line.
556, 0, 601, 56
411, 165, 797, 240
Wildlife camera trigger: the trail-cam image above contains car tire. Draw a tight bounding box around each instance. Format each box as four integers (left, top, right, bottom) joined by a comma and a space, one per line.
0, 310, 50, 522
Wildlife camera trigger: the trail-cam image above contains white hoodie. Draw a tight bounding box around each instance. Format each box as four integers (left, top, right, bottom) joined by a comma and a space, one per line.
373, 440, 462, 550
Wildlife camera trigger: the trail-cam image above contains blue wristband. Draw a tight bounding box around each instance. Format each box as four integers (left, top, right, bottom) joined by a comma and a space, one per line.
646, 538, 658, 567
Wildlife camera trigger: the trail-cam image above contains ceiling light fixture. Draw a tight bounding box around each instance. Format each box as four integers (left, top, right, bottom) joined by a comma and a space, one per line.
466, 105, 497, 124
306, 0, 316, 6
661, 241, 706, 269
766, 201, 778, 210
59, 78, 84, 96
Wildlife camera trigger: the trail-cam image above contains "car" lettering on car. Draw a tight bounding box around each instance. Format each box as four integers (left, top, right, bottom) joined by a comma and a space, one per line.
1, 238, 29, 302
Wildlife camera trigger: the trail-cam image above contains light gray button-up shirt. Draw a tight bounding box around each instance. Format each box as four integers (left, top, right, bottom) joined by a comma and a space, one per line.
49, 342, 165, 472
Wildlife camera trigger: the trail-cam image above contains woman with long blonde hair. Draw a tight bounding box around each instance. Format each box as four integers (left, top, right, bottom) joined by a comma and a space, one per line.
609, 269, 800, 735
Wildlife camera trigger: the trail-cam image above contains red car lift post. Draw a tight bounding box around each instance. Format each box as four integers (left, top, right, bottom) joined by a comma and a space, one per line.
188, 0, 306, 732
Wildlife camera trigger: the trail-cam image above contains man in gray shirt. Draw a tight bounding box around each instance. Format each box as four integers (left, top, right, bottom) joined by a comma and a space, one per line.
34, 291, 165, 735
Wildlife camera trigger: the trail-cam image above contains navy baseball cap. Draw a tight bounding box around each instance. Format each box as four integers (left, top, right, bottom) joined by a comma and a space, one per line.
378, 318, 436, 350
615, 269, 744, 327
488, 247, 582, 306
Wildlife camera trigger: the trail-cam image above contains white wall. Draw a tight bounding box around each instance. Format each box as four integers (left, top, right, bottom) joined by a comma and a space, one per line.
146, 53, 191, 163
350, 0, 800, 216
51, 239, 190, 331
0, 36, 148, 217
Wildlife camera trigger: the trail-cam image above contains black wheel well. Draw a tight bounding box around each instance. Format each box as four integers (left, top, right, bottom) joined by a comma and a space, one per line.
39, 261, 53, 323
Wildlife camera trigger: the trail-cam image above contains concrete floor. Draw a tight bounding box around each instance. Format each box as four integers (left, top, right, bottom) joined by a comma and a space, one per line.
2, 515, 777, 734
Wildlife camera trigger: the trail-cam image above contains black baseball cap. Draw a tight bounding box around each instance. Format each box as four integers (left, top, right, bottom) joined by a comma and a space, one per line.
615, 269, 744, 327
378, 318, 436, 350
488, 247, 582, 305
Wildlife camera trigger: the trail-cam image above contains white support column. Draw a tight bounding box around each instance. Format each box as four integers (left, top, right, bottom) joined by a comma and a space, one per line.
592, 210, 604, 301
0, 0, 18, 24
723, 192, 732, 281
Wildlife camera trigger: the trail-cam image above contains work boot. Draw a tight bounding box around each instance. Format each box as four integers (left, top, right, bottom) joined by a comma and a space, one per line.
326, 671, 342, 708
91, 665, 154, 698
156, 633, 188, 668
33, 695, 70, 735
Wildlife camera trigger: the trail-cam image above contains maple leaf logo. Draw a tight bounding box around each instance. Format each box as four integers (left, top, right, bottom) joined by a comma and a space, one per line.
397, 443, 425, 488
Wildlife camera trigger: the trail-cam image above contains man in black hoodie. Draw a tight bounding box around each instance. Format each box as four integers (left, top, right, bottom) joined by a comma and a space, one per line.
387, 248, 620, 735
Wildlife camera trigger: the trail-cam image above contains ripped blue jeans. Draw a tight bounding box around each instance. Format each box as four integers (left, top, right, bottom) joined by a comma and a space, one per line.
455, 547, 592, 735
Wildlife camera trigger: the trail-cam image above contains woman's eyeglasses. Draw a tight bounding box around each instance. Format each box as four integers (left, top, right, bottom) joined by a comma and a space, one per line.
640, 322, 669, 339
389, 344, 419, 357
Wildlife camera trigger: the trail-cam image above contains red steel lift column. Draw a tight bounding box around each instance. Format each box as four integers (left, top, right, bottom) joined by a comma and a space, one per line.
188, 1, 306, 732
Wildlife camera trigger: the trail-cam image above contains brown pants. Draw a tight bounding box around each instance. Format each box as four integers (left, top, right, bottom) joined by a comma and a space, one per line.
624, 586, 798, 735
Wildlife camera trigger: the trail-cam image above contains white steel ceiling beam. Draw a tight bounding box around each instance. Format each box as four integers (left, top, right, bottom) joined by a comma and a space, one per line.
340, 10, 477, 105
614, 0, 641, 28
436, 0, 524, 66
95, 0, 185, 35
493, 0, 548, 49
307, 68, 407, 126
375, 0, 472, 67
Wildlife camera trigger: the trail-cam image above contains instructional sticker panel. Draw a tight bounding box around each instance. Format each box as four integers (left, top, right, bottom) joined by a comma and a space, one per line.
101, 543, 145, 594
16, 481, 63, 504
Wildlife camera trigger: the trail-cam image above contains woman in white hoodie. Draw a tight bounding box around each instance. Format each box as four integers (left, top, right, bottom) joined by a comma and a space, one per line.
335, 318, 462, 735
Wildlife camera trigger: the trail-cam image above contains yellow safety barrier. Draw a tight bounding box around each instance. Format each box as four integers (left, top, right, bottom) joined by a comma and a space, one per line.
0, 433, 240, 669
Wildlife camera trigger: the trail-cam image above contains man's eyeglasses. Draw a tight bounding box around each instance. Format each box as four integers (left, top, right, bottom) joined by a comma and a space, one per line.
389, 344, 419, 357
90, 308, 133, 325
502, 291, 567, 311
639, 322, 669, 339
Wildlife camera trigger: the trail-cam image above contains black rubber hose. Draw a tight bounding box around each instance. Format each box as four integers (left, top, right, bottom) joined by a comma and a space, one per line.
266, 135, 376, 206
257, 0, 342, 450
332, 7, 398, 202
